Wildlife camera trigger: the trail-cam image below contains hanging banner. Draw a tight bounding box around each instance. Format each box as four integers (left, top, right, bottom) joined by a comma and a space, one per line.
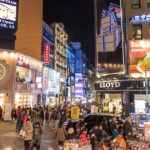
4, 103, 11, 121
71, 106, 79, 121
56, 72, 60, 94
43, 67, 48, 90
44, 43, 50, 65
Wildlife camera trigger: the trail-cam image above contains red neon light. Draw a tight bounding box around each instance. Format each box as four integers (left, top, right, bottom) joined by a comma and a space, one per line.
44, 43, 50, 65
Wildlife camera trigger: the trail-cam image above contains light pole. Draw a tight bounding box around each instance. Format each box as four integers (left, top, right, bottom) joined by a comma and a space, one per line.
145, 66, 149, 113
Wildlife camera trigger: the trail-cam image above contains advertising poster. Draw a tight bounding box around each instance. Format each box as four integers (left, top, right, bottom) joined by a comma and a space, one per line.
0, 0, 18, 30
43, 68, 48, 90
129, 40, 150, 77
49, 69, 56, 92
95, 0, 125, 75
4, 103, 11, 121
71, 106, 79, 121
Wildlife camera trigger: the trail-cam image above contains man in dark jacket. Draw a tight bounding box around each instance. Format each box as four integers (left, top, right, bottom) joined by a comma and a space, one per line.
124, 117, 132, 141
109, 116, 117, 135
40, 108, 44, 126
66, 116, 73, 132
91, 124, 103, 141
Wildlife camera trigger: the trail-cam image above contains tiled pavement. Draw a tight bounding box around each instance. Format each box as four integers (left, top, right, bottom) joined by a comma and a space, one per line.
0, 121, 58, 150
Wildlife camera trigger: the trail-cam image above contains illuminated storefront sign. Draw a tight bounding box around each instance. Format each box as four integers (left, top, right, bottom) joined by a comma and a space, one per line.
130, 14, 150, 21
48, 69, 56, 92
56, 72, 60, 94
43, 28, 54, 44
67, 76, 71, 86
0, 0, 18, 30
43, 68, 48, 90
44, 43, 50, 65
100, 82, 120, 88
129, 40, 150, 78
17, 57, 23, 66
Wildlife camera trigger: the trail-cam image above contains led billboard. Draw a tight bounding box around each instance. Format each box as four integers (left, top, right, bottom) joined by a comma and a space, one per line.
0, 0, 18, 30
129, 40, 150, 77
95, 0, 125, 75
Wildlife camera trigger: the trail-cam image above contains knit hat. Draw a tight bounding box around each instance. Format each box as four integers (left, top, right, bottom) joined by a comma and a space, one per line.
68, 128, 74, 134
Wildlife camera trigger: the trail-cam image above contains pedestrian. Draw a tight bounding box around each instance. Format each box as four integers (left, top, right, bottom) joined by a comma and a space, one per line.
66, 116, 73, 132
54, 108, 60, 130
49, 108, 55, 130
40, 107, 44, 126
11, 107, 16, 121
98, 124, 106, 137
112, 104, 116, 114
91, 124, 103, 141
79, 127, 89, 142
91, 136, 98, 150
23, 118, 33, 150
60, 106, 66, 121
121, 112, 126, 120
79, 108, 83, 118
113, 133, 126, 148
31, 121, 43, 150
56, 118, 67, 146
0, 106, 2, 120
109, 116, 117, 136
21, 108, 25, 127
31, 109, 37, 123
45, 109, 50, 125
16, 106, 21, 130
123, 116, 132, 141
76, 124, 85, 139
23, 111, 28, 126
66, 128, 75, 140
101, 117, 110, 135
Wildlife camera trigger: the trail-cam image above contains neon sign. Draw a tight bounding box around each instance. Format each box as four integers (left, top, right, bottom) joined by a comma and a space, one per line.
130, 14, 150, 21
44, 43, 50, 65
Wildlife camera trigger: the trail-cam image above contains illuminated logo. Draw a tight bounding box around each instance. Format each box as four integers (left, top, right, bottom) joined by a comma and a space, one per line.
130, 14, 150, 21
100, 82, 120, 88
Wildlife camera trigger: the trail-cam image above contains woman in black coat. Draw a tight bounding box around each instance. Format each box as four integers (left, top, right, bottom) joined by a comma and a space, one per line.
11, 107, 16, 121
101, 117, 110, 135
40, 107, 44, 126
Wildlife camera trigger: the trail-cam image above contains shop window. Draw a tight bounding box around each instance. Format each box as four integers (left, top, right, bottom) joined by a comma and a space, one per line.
16, 66, 33, 83
133, 25, 142, 39
131, 0, 140, 9
148, 0, 150, 7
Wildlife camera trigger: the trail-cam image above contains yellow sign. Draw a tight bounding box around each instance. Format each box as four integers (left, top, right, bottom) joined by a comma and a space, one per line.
0, 64, 6, 80
71, 106, 79, 121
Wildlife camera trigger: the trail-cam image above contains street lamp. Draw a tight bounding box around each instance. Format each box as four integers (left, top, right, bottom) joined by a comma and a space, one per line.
145, 66, 149, 113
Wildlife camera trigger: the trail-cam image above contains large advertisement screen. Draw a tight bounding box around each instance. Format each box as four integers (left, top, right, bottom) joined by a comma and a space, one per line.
0, 0, 18, 30
95, 0, 125, 75
129, 40, 150, 78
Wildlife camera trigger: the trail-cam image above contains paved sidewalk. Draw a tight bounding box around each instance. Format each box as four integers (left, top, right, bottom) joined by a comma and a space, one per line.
0, 121, 58, 150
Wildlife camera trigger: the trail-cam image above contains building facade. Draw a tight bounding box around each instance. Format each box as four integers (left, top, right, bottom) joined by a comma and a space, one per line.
50, 23, 68, 105
94, 0, 150, 115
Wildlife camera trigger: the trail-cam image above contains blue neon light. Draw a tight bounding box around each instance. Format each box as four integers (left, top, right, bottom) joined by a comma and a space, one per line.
130, 14, 150, 21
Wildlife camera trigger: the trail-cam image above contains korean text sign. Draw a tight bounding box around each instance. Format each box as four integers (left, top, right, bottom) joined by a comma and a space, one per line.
44, 43, 50, 65
71, 106, 79, 121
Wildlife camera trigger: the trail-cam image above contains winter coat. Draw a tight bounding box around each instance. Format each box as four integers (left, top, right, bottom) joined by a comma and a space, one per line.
66, 120, 73, 132
40, 110, 44, 119
60, 109, 66, 117
45, 111, 49, 119
56, 123, 67, 141
102, 129, 106, 137
123, 121, 132, 138
79, 134, 88, 142
50, 111, 55, 120
23, 121, 33, 141
54, 112, 60, 120
33, 126, 43, 145
109, 120, 117, 135
11, 109, 16, 119
91, 129, 103, 141
21, 110, 25, 120
115, 137, 126, 148
23, 114, 27, 125
101, 122, 110, 135
31, 110, 37, 120
16, 108, 21, 118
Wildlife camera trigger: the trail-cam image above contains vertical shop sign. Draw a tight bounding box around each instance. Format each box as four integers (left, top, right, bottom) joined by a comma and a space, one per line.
71, 106, 79, 121
44, 43, 50, 65
67, 67, 70, 77
17, 56, 23, 66
43, 68, 48, 90
56, 72, 60, 94
67, 76, 71, 86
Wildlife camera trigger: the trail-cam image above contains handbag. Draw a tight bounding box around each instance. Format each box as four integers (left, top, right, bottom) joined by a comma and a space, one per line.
19, 129, 26, 138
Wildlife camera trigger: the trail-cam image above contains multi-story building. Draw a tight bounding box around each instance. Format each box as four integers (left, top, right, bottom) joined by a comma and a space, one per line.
50, 23, 68, 105
66, 44, 75, 104
94, 0, 150, 115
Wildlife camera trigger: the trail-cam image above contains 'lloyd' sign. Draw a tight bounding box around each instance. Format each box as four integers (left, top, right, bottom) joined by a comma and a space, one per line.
100, 82, 120, 88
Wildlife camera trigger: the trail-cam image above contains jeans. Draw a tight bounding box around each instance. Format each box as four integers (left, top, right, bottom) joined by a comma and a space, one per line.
54, 120, 59, 130
50, 119, 55, 129
16, 117, 21, 129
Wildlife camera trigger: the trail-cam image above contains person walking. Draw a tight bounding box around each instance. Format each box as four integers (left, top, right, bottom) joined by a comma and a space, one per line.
56, 118, 67, 146
109, 116, 117, 136
45, 109, 50, 125
21, 108, 25, 127
40, 107, 44, 126
49, 108, 55, 130
16, 106, 21, 130
31, 121, 43, 150
124, 117, 132, 141
101, 117, 110, 135
31, 109, 37, 123
54, 108, 60, 130
23, 118, 33, 150
11, 107, 16, 121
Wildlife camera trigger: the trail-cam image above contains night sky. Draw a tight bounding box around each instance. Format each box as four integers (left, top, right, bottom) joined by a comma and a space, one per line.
43, 0, 95, 65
